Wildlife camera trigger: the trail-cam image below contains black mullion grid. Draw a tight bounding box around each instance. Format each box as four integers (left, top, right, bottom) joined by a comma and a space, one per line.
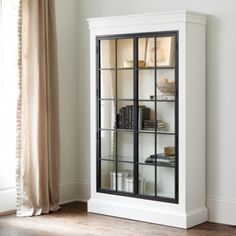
154, 36, 157, 197
133, 36, 139, 195
97, 39, 101, 191
115, 38, 118, 192
96, 31, 179, 204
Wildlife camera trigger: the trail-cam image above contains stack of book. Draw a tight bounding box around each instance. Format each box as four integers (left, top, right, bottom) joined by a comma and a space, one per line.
145, 153, 175, 165
117, 105, 150, 129
143, 120, 165, 131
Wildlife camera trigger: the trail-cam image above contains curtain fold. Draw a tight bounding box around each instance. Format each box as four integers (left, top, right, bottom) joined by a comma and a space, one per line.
16, 0, 60, 216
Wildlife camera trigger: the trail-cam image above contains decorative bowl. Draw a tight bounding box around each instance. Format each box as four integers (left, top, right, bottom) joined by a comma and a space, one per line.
157, 77, 175, 94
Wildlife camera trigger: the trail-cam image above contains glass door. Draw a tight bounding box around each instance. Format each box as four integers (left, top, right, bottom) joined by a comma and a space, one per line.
97, 32, 178, 203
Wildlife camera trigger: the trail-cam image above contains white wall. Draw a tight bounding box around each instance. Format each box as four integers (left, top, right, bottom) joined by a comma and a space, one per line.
75, 0, 236, 225
55, 0, 82, 203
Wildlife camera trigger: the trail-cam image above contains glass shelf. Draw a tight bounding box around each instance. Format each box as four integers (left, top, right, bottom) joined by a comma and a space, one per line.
139, 129, 175, 135
138, 66, 176, 70
138, 162, 175, 168
99, 128, 175, 135
138, 99, 175, 102
100, 158, 133, 164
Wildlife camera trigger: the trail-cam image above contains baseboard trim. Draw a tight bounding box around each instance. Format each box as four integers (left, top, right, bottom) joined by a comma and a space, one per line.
60, 179, 90, 204
0, 210, 16, 217
207, 196, 236, 226
0, 188, 16, 213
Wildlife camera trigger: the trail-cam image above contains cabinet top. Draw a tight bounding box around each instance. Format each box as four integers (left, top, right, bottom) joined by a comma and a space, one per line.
87, 10, 207, 30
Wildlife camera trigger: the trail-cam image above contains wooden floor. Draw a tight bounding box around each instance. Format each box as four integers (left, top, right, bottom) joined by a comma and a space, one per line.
0, 202, 235, 236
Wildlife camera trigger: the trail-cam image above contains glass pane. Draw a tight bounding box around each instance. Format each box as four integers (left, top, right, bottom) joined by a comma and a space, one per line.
139, 70, 155, 100
117, 131, 133, 162
139, 165, 155, 196
100, 100, 116, 129
156, 135, 175, 168
117, 38, 133, 68
101, 160, 116, 190
117, 163, 133, 193
139, 133, 155, 164
117, 101, 134, 129
156, 69, 175, 99
156, 36, 175, 67
141, 37, 155, 68
156, 102, 175, 133
156, 135, 175, 155
100, 70, 115, 99
156, 166, 175, 199
117, 70, 133, 99
100, 39, 115, 69
138, 37, 149, 68
138, 101, 155, 131
101, 130, 116, 160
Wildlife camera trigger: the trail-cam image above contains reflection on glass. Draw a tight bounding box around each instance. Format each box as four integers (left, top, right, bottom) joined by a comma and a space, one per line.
138, 37, 150, 68
140, 36, 176, 68
139, 133, 155, 164
101, 131, 116, 160
139, 165, 154, 196
141, 38, 155, 68
117, 38, 133, 68
100, 39, 115, 69
100, 70, 115, 99
156, 36, 175, 67
117, 70, 133, 99
100, 100, 116, 129
118, 163, 133, 193
156, 166, 175, 198
117, 132, 133, 162
101, 160, 115, 190
139, 70, 155, 100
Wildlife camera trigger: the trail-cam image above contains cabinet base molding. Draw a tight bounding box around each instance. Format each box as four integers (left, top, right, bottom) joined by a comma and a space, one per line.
88, 197, 207, 229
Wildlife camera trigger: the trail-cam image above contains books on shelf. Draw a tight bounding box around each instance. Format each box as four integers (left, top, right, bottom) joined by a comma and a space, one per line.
138, 106, 150, 130
145, 153, 175, 164
143, 119, 166, 130
117, 105, 150, 129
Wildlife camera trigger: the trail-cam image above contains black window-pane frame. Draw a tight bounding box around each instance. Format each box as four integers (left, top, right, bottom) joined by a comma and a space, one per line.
96, 31, 179, 204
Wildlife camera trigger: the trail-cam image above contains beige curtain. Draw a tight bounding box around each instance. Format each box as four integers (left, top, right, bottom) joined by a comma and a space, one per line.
16, 0, 60, 216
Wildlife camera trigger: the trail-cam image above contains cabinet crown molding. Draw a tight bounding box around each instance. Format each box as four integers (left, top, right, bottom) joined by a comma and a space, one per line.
87, 10, 207, 30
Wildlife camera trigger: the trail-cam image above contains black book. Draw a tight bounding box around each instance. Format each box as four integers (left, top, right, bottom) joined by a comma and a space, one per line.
138, 106, 150, 129
124, 106, 129, 129
116, 114, 120, 128
119, 107, 126, 129
128, 105, 134, 129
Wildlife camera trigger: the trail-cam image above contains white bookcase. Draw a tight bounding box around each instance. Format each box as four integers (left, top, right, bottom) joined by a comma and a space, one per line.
87, 10, 207, 229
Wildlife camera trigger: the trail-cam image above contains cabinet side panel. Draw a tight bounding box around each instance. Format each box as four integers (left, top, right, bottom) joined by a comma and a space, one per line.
186, 23, 207, 214
90, 32, 97, 198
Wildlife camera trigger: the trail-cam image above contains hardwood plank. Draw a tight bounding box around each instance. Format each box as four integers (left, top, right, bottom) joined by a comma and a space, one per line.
0, 202, 235, 236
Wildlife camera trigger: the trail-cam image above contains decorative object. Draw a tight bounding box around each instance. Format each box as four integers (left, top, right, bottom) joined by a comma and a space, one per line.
145, 36, 175, 67
123, 60, 145, 68
164, 146, 175, 156
157, 77, 175, 94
